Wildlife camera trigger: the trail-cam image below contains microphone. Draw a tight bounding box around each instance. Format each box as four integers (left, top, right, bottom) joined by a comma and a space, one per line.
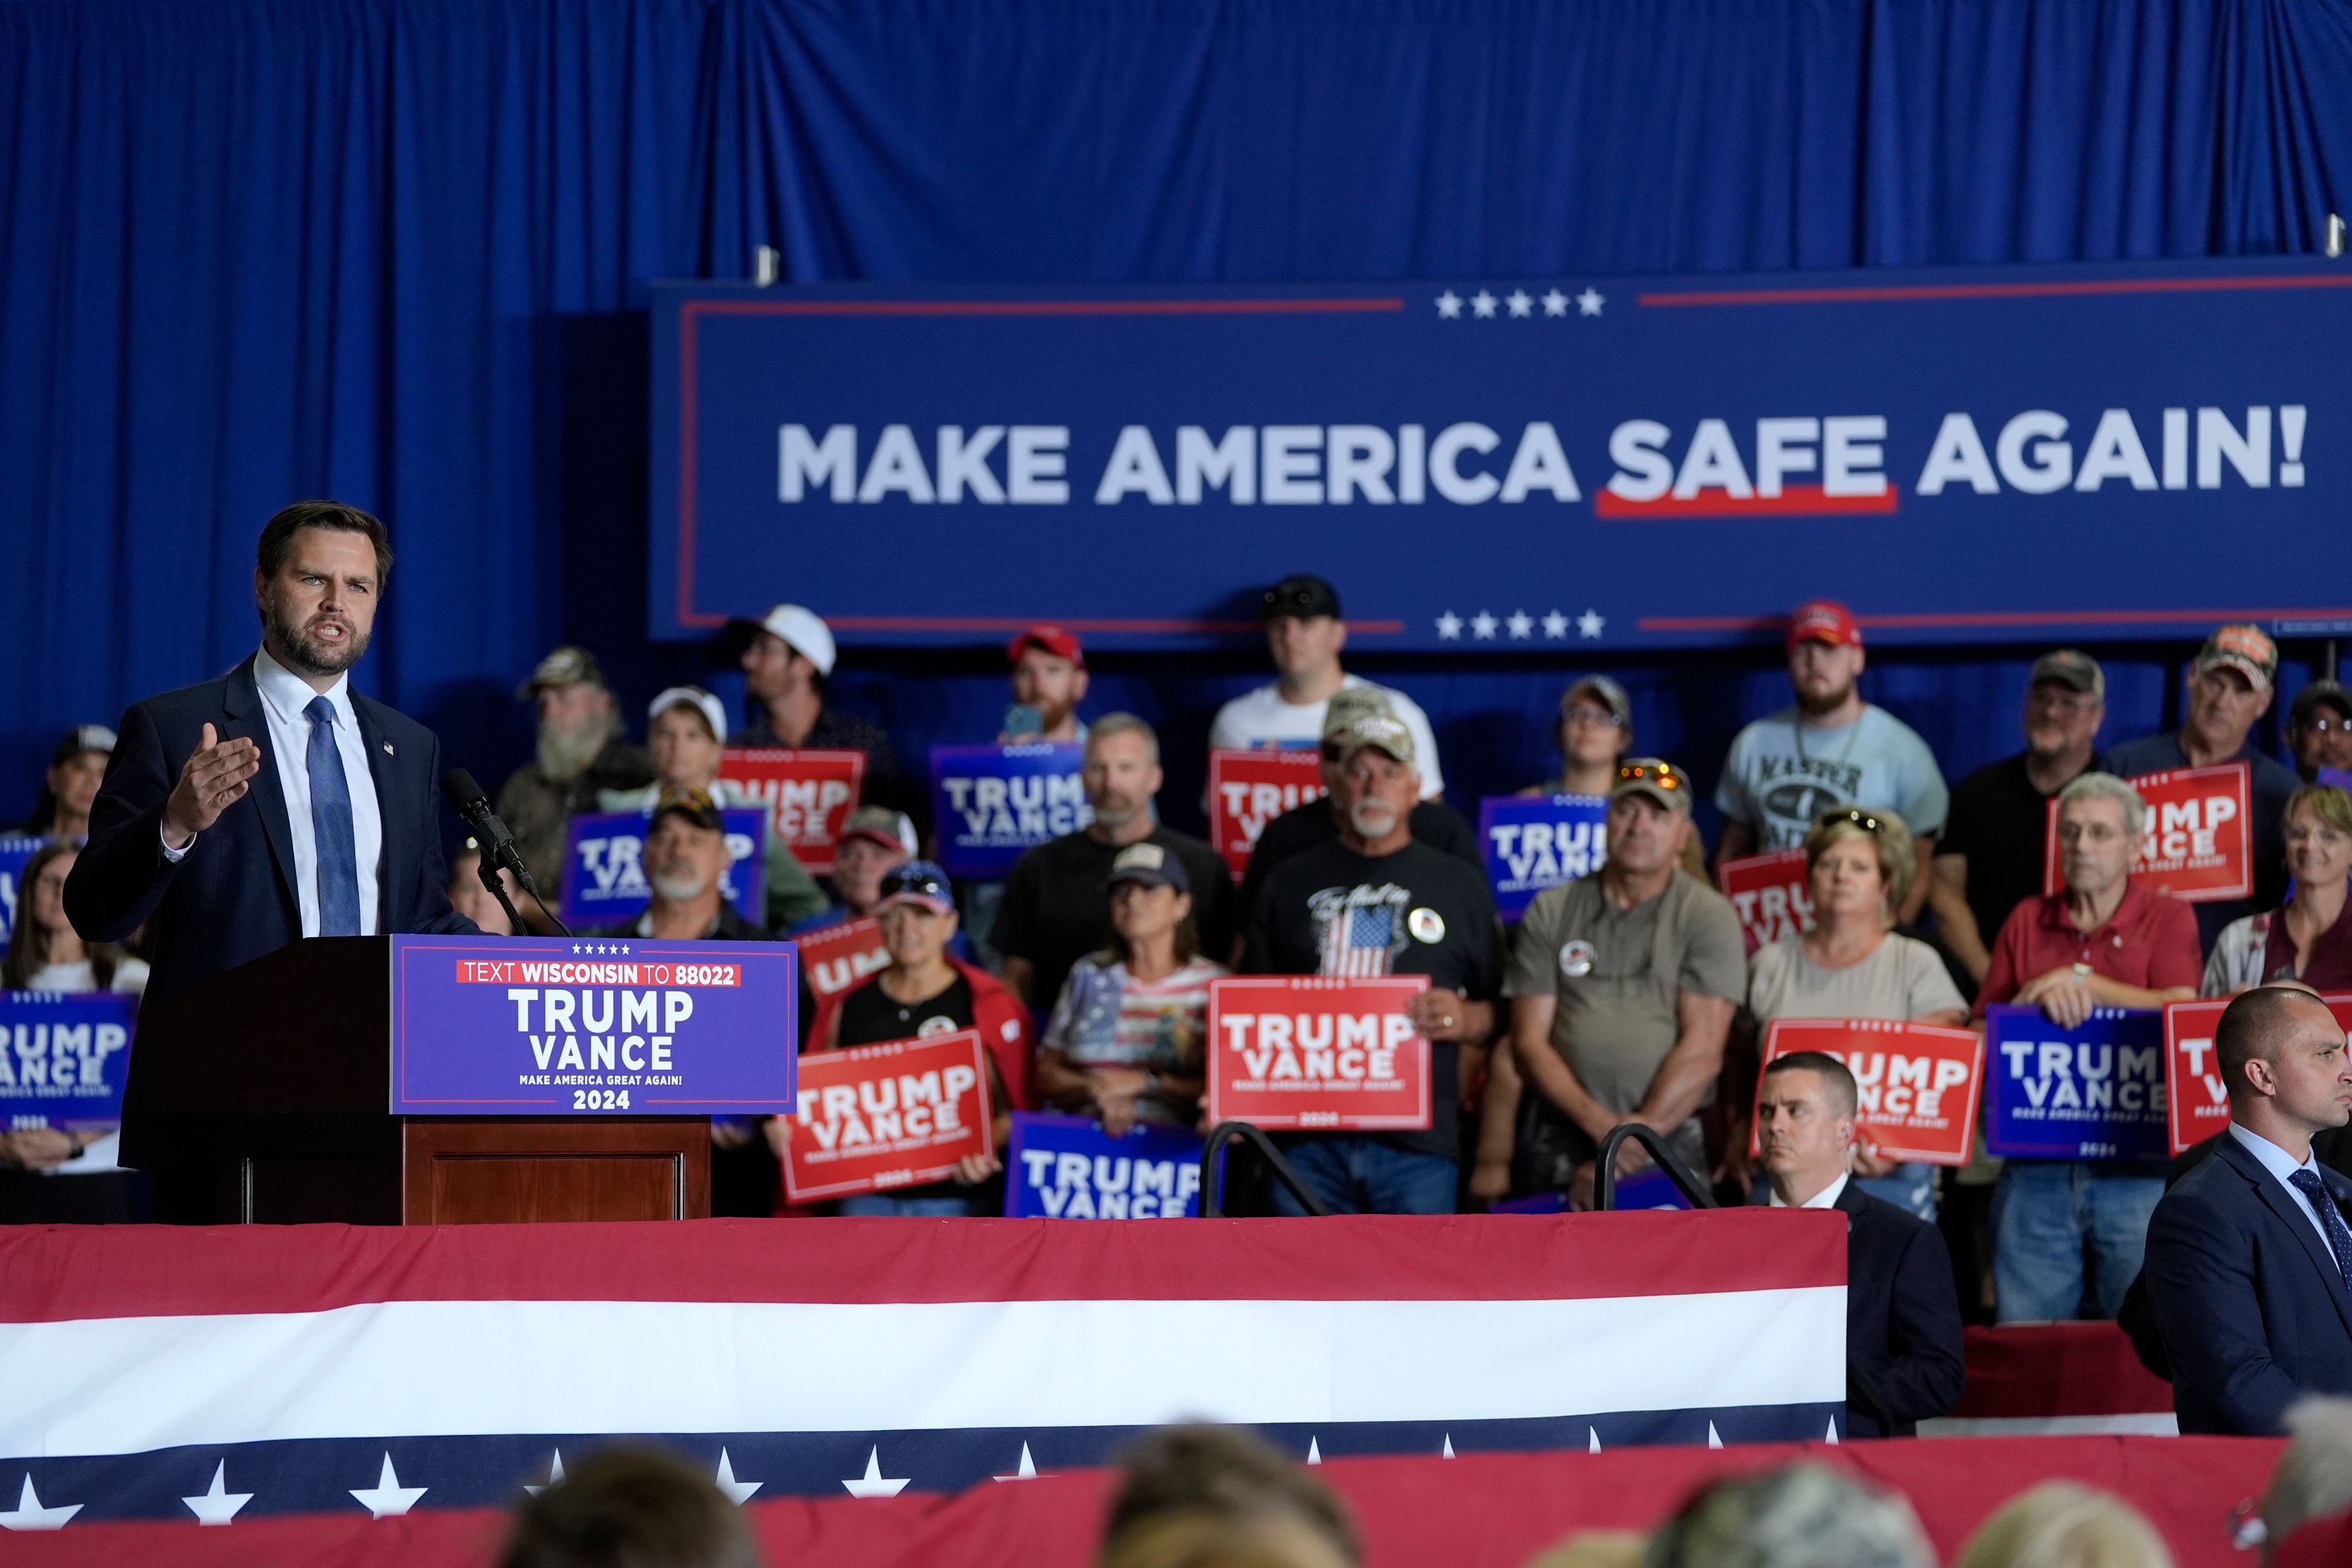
442, 769, 570, 936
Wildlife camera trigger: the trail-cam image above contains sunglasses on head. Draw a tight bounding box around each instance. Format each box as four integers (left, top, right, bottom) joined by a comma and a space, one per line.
1264, 587, 1325, 614
1825, 807, 1883, 834
1618, 761, 1683, 790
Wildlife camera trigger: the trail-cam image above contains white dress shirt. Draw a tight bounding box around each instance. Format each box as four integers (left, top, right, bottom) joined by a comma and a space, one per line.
1769, 1170, 1850, 1210
2229, 1122, 2341, 1264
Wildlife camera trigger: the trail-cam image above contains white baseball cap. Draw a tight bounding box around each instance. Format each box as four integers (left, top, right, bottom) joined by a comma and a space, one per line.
755, 604, 837, 676
648, 685, 728, 743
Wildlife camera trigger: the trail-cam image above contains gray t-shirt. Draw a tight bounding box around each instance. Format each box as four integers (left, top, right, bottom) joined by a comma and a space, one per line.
1506, 870, 1748, 1115
1714, 704, 1949, 849
1745, 932, 1966, 1024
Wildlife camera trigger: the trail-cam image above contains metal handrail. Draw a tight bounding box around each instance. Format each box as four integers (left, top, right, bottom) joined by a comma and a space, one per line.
1199, 1120, 1333, 1217
1591, 1123, 1719, 1211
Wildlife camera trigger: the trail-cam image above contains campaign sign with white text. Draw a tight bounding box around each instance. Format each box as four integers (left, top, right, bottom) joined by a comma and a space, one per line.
558, 808, 765, 929
1719, 849, 1814, 956
717, 748, 864, 873
782, 1030, 993, 1202
930, 743, 1090, 879
388, 935, 797, 1115
2041, 763, 2252, 903
0, 834, 42, 947
798, 916, 891, 1001
1479, 794, 1608, 921
1207, 749, 1325, 878
0, 992, 136, 1131
1754, 1019, 1984, 1166
1003, 1112, 1204, 1218
1984, 1005, 2168, 1162
1205, 974, 1431, 1130
2160, 993, 2352, 1152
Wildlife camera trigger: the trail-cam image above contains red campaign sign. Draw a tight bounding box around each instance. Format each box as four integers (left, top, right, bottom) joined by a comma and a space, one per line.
1753, 1018, 1985, 1166
1717, 848, 1814, 957
1207, 748, 1326, 879
2165, 991, 2352, 1153
797, 916, 891, 1001
718, 748, 865, 873
781, 1030, 992, 1202
2041, 761, 2252, 904
1206, 975, 1432, 1131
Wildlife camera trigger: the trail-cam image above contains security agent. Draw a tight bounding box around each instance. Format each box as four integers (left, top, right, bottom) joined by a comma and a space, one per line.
1752, 1050, 1964, 1438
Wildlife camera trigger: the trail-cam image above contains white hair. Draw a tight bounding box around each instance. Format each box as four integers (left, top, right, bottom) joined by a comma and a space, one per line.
2057, 771, 2148, 837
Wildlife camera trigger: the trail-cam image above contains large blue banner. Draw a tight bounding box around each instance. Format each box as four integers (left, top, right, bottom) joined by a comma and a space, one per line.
1983, 1004, 2168, 1162
559, 808, 766, 930
651, 260, 2345, 651
1004, 1112, 1203, 1218
1479, 794, 1609, 920
0, 991, 135, 1131
0, 834, 44, 947
930, 744, 1090, 880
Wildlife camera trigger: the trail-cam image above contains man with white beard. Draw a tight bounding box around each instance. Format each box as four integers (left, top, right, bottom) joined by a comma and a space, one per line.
496, 644, 654, 910
590, 788, 770, 943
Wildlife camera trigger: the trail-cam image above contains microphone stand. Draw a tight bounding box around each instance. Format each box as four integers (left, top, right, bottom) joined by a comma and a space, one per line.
475, 853, 530, 937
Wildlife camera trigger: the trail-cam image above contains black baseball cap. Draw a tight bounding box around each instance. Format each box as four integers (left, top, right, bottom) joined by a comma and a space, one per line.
1262, 574, 1341, 621
51, 724, 116, 766
648, 786, 724, 834
2293, 679, 2352, 725
1107, 842, 1191, 895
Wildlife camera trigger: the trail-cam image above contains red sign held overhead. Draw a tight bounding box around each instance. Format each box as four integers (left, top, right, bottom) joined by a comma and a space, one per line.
1717, 848, 1814, 957
1752, 1018, 1985, 1166
2042, 762, 2252, 904
797, 916, 891, 1001
781, 1030, 993, 1202
1206, 749, 1326, 879
2164, 992, 2352, 1153
1206, 975, 1431, 1131
718, 748, 865, 874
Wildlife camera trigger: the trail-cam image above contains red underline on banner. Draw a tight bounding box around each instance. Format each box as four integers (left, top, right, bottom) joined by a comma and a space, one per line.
1594, 485, 1899, 519
681, 298, 1406, 317
1639, 274, 2352, 307
1640, 606, 2352, 632
823, 615, 1408, 634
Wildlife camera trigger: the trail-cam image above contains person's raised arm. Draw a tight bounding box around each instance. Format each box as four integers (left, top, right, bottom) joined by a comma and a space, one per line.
67, 710, 259, 943
1929, 853, 1990, 982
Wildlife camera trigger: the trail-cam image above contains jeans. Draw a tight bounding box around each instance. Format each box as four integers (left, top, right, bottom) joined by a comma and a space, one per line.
1991, 1161, 2164, 1322
837, 1193, 976, 1218
1856, 1161, 1938, 1223
1273, 1137, 1458, 1215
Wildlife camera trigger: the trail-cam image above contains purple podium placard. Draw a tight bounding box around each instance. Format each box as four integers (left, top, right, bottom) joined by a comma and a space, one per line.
388, 935, 797, 1115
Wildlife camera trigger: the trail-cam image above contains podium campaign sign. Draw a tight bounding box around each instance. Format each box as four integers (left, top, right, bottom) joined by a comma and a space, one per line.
0, 834, 42, 946
1004, 1112, 1204, 1218
1479, 794, 1608, 921
1205, 974, 1431, 1130
2165, 992, 2352, 1152
1719, 849, 1814, 956
559, 807, 765, 929
388, 935, 797, 1115
1984, 1005, 2168, 1162
798, 916, 891, 1002
782, 1030, 993, 1202
2042, 762, 2252, 903
0, 992, 136, 1131
718, 748, 864, 873
930, 743, 1089, 879
1207, 748, 1324, 878
1754, 1018, 1984, 1166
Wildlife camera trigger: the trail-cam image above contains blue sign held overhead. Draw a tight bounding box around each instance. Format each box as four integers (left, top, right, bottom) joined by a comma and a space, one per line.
0, 834, 45, 947
1005, 1112, 1204, 1218
1983, 1005, 2169, 1163
1479, 795, 1608, 920
0, 991, 137, 1131
559, 807, 766, 930
930, 744, 1091, 880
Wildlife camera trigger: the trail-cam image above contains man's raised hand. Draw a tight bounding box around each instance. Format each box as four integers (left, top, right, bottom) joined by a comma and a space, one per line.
161, 722, 261, 848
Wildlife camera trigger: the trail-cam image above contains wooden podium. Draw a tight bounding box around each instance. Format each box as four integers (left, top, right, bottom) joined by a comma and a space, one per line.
130, 937, 710, 1225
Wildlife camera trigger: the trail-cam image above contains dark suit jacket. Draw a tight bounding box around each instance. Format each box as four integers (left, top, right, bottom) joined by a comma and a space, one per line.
65, 657, 474, 1161
2144, 1130, 2352, 1434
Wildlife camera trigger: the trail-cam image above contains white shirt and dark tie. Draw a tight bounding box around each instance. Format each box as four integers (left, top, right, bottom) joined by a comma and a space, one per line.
160, 649, 383, 936
2229, 1122, 2352, 1290
1769, 1171, 1850, 1210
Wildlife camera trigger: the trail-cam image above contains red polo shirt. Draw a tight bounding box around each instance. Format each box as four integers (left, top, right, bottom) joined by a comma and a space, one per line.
1974, 880, 2203, 1018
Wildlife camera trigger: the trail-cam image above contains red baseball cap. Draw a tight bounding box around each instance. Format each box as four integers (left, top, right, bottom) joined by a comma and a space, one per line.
1787, 599, 1862, 650
1007, 624, 1084, 665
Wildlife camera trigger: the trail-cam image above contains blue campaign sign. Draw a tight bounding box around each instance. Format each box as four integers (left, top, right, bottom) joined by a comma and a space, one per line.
0, 991, 137, 1131
652, 259, 2346, 652
559, 808, 766, 930
1479, 794, 1608, 920
0, 834, 44, 946
1004, 1112, 1204, 1218
930, 744, 1091, 880
1983, 1004, 2168, 1162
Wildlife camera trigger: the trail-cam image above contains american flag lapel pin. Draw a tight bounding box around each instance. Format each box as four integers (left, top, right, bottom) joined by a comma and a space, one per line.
383, 742, 396, 755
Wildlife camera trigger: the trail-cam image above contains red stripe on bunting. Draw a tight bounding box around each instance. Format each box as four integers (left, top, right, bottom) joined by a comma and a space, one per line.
0, 1211, 1842, 1322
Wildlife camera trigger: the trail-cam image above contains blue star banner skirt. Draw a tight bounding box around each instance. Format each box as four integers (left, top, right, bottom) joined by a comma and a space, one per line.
0, 1212, 1844, 1524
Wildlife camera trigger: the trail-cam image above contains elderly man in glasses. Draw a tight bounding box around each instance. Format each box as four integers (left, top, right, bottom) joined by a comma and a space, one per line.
1974, 771, 2203, 1322
1492, 759, 1747, 1207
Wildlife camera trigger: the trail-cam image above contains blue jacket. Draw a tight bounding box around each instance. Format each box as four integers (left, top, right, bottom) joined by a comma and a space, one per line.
2143, 1128, 2352, 1434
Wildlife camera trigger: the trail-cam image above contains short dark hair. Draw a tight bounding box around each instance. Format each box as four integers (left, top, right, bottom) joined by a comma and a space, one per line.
255, 499, 393, 586
497, 1446, 758, 1568
1104, 1425, 1357, 1567
2216, 985, 2334, 1098
1762, 1050, 1860, 1120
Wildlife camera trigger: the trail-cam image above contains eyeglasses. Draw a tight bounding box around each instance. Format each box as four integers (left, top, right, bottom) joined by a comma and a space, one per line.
1618, 761, 1683, 791
1562, 706, 1626, 730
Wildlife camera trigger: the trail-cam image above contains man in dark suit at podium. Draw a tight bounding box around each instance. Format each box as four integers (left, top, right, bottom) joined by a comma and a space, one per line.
66, 500, 476, 1168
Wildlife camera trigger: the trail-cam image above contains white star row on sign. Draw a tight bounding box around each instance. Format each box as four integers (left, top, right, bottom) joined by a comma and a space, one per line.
841, 1446, 909, 1499
350, 1453, 428, 1520
0, 1474, 81, 1531
570, 942, 632, 955
1433, 287, 1602, 318
183, 1460, 253, 1525
1435, 609, 1601, 641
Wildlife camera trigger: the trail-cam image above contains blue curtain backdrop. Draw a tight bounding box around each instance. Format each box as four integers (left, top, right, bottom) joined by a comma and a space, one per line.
4, 0, 2350, 842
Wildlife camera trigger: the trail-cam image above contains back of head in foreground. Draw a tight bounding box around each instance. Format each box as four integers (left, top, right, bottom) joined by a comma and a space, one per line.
1953, 1482, 2173, 1568
1101, 1423, 1359, 1568
500, 1446, 761, 1568
2264, 1396, 2352, 1563
1643, 1464, 1931, 1568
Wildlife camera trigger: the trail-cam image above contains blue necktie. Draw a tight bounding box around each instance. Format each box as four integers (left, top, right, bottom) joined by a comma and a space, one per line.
304, 695, 363, 936
2289, 1169, 2352, 1297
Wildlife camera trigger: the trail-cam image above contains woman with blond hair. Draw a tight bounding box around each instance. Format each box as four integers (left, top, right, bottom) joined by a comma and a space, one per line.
1954, 1482, 2171, 1568
2204, 784, 2352, 994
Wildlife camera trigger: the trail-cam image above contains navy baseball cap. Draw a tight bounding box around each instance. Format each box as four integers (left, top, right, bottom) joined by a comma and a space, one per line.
876, 859, 954, 914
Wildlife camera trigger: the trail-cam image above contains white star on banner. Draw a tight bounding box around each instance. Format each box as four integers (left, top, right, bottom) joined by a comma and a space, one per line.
1306, 1438, 1322, 1465
1435, 290, 1463, 319
992, 1443, 1039, 1482
1470, 611, 1499, 639
1706, 1422, 1724, 1450
349, 1454, 428, 1520
714, 1449, 762, 1504
0, 1476, 81, 1531
1505, 289, 1533, 318
570, 943, 582, 954
1825, 1415, 1840, 1444
1542, 610, 1569, 638
1588, 1428, 1602, 1453
1441, 1434, 1457, 1458
1542, 288, 1569, 317
1576, 287, 1605, 317
1577, 609, 1606, 639
525, 1451, 566, 1497
1435, 611, 1463, 640
1506, 610, 1534, 639
1469, 289, 1498, 318
183, 1460, 253, 1526
841, 1447, 909, 1499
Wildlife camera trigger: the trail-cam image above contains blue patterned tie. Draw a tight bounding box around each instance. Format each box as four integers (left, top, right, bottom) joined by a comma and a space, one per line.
2290, 1169, 2352, 1297
304, 695, 363, 936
